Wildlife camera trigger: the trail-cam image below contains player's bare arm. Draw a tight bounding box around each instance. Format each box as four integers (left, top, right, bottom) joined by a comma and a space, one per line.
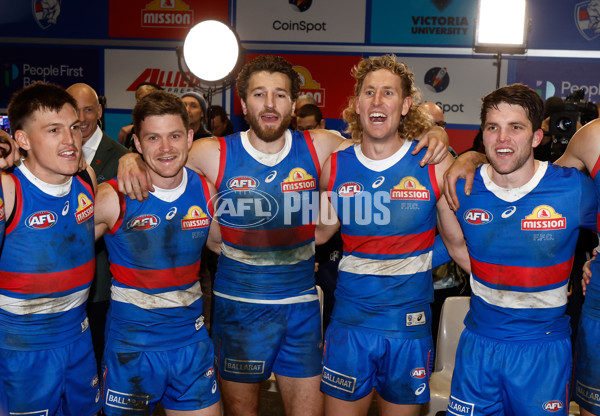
413, 124, 450, 166
435, 154, 470, 273
309, 129, 348, 169
442, 150, 488, 211
554, 118, 600, 173
315, 155, 340, 245
185, 136, 221, 184
94, 181, 121, 241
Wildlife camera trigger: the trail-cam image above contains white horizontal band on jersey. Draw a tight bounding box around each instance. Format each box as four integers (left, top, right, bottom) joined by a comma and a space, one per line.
0, 287, 90, 315
213, 290, 318, 305
111, 280, 202, 310
338, 251, 432, 276
471, 276, 568, 309
221, 241, 315, 266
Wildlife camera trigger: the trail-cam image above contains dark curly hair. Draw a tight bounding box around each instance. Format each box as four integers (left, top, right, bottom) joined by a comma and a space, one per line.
236, 55, 301, 102
481, 83, 544, 131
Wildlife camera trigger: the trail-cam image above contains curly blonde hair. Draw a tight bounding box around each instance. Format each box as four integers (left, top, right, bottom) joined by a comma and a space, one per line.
343, 55, 433, 143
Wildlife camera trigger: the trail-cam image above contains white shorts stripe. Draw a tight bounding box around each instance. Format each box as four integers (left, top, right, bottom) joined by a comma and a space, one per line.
111, 281, 202, 310
471, 275, 568, 309
213, 288, 318, 304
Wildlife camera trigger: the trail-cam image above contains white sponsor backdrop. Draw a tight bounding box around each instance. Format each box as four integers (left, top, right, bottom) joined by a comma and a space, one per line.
235, 0, 367, 43
104, 49, 224, 110
393, 56, 508, 126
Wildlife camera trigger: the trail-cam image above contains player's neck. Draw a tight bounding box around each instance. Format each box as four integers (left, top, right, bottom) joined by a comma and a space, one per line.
23, 159, 72, 185
489, 159, 539, 189
247, 129, 286, 154
149, 169, 184, 190
360, 134, 405, 160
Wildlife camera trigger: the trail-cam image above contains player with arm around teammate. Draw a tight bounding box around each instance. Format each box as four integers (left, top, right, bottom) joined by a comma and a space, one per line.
94, 91, 221, 416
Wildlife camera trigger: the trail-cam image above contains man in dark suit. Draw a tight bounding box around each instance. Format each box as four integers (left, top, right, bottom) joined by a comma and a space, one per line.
67, 83, 129, 375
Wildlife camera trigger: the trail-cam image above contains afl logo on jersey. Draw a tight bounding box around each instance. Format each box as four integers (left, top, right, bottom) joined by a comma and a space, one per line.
75, 193, 94, 224
464, 209, 492, 225
26, 210, 58, 229
543, 400, 563, 412
227, 176, 259, 191
337, 182, 363, 197
127, 214, 160, 230
410, 368, 426, 379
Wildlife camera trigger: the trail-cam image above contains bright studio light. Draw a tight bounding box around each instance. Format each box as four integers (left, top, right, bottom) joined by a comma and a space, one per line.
183, 20, 240, 83
474, 0, 528, 53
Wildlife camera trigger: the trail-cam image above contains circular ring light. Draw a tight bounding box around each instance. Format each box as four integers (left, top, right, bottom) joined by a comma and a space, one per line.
183, 20, 240, 83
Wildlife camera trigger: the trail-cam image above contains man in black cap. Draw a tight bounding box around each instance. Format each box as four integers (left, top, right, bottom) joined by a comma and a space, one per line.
182, 91, 212, 140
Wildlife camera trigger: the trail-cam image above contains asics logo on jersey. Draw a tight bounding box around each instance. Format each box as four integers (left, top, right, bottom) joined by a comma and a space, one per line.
166, 207, 177, 220
372, 176, 385, 188
227, 176, 259, 191
265, 170, 278, 183
62, 201, 69, 216
415, 383, 426, 396
543, 400, 563, 412
464, 209, 492, 225
501, 206, 517, 218
26, 211, 58, 229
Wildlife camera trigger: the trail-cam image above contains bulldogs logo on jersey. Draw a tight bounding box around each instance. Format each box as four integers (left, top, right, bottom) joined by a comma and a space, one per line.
75, 193, 94, 224
26, 210, 58, 229
127, 214, 160, 230
337, 182, 363, 197
181, 205, 210, 230
521, 205, 566, 230
391, 177, 430, 200
464, 209, 493, 225
227, 176, 259, 191
281, 167, 317, 192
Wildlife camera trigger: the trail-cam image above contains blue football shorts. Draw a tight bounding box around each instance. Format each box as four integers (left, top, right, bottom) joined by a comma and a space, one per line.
573, 314, 600, 415
102, 338, 219, 415
0, 331, 101, 416
212, 297, 323, 383
320, 320, 433, 404
448, 328, 571, 416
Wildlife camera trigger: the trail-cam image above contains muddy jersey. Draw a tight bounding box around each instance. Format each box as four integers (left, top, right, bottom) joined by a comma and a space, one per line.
103, 168, 213, 350
456, 162, 597, 341
328, 141, 439, 336
214, 130, 320, 302
0, 165, 95, 350
585, 156, 600, 320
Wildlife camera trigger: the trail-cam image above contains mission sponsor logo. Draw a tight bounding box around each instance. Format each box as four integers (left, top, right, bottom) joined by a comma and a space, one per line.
181, 205, 209, 230
127, 214, 160, 230
227, 176, 259, 191
141, 0, 194, 29
521, 205, 566, 230
105, 389, 149, 410
294, 66, 326, 106
391, 177, 430, 200
75, 193, 94, 224
0, 197, 5, 221
464, 208, 492, 225
26, 210, 58, 229
322, 366, 356, 393
337, 182, 363, 197
281, 168, 316, 192
223, 358, 265, 375
543, 400, 563, 412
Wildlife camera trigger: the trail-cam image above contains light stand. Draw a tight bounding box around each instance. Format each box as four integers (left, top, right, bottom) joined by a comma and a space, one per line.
473, 0, 529, 89
176, 20, 245, 106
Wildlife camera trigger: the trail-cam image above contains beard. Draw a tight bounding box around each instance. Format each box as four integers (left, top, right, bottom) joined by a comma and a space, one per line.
246, 110, 292, 143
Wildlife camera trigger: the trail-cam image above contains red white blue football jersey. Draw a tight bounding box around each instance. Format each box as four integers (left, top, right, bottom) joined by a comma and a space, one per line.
214, 130, 320, 302
328, 141, 439, 335
456, 162, 597, 341
0, 165, 95, 350
103, 168, 213, 350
